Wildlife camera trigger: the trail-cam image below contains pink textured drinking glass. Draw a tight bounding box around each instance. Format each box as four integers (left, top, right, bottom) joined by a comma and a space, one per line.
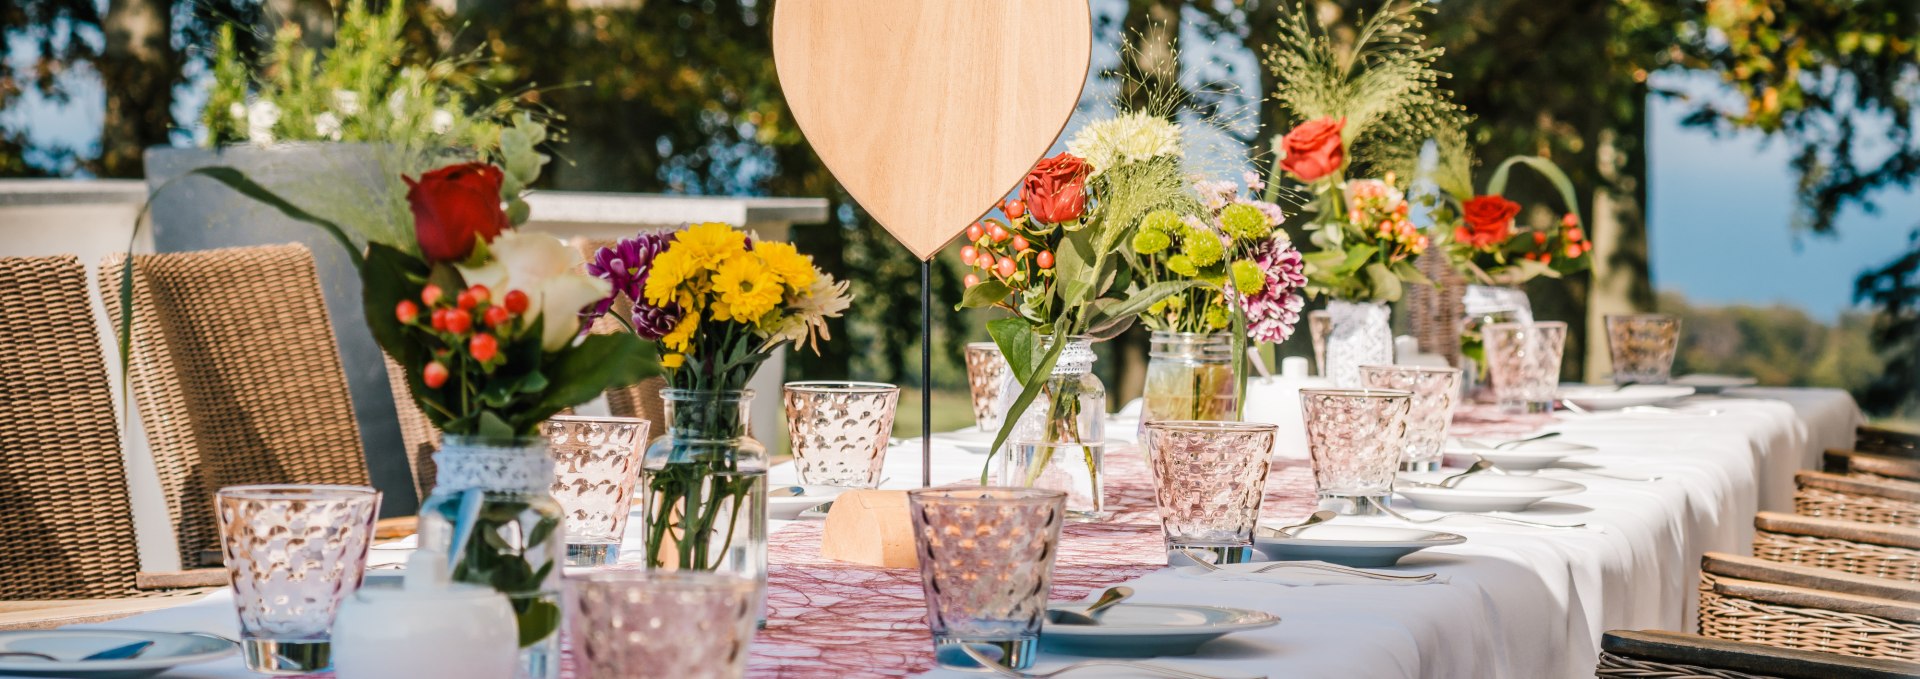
1605, 314, 1681, 385
217, 484, 380, 675
1484, 321, 1568, 413
1300, 389, 1411, 515
1143, 421, 1278, 566
567, 570, 758, 679
1308, 310, 1333, 377
546, 415, 651, 566
908, 486, 1066, 671
1358, 365, 1462, 472
964, 342, 1009, 432
782, 381, 899, 488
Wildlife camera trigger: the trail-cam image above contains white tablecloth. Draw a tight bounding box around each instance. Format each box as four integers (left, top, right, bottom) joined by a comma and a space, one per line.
57, 389, 1857, 679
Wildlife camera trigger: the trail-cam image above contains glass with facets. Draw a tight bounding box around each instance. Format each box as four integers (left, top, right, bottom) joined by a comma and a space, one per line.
217, 484, 380, 675
908, 486, 1067, 671
1301, 389, 1411, 515
1605, 314, 1681, 385
782, 381, 899, 488
547, 415, 651, 566
1144, 421, 1277, 566
1358, 365, 1462, 472
567, 570, 758, 679
1484, 321, 1569, 413
964, 342, 1010, 433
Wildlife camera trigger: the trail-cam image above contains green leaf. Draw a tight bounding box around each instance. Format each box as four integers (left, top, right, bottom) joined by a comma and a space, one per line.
186, 167, 365, 270
1339, 243, 1380, 274
1486, 155, 1581, 224
956, 279, 1014, 310
515, 598, 561, 648
528, 333, 658, 425
988, 317, 1040, 387
1365, 262, 1403, 302
1393, 259, 1435, 287
1094, 280, 1204, 325
982, 323, 1069, 484
1230, 301, 1250, 418
478, 411, 515, 440
1054, 229, 1098, 306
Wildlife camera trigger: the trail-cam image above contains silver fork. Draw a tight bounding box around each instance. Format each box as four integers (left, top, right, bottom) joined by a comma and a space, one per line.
1177, 548, 1434, 582
1369, 498, 1589, 531
954, 642, 1249, 679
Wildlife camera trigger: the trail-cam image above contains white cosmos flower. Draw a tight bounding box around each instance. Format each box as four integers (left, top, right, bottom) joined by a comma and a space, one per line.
314, 112, 343, 141
458, 232, 612, 351
246, 101, 281, 145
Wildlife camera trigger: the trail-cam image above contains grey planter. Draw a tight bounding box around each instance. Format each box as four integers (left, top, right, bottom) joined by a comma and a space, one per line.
144, 143, 419, 514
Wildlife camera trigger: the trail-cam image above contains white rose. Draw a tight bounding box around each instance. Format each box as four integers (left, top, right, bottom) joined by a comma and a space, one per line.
457, 232, 612, 351
431, 110, 455, 135
246, 101, 281, 145
314, 112, 343, 141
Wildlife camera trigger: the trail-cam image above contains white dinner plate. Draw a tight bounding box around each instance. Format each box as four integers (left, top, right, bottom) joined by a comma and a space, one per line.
0, 630, 236, 678
1673, 374, 1757, 394
768, 485, 848, 520
1444, 438, 1599, 471
1251, 522, 1464, 568
1557, 385, 1696, 410
1394, 473, 1586, 512
1041, 603, 1279, 657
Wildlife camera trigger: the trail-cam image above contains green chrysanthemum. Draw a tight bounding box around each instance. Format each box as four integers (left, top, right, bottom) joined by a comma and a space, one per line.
1182, 229, 1225, 267
1166, 254, 1198, 277
1132, 228, 1172, 255
1220, 203, 1271, 241
1230, 259, 1265, 295
1203, 303, 1231, 330
1141, 209, 1184, 233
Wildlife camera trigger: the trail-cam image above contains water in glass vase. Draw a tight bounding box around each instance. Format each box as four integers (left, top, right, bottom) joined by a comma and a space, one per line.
639, 389, 769, 623
1003, 441, 1105, 521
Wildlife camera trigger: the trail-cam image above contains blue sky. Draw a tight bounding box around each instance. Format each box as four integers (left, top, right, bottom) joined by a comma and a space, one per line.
6, 32, 1914, 322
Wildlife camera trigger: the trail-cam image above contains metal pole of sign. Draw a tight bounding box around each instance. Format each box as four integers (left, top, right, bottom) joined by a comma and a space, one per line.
920, 259, 933, 488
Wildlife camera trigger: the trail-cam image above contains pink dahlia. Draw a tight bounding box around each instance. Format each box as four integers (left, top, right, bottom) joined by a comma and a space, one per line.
1231, 237, 1308, 344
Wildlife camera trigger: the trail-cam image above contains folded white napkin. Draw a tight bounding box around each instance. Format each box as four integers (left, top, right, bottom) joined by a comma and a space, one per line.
1177, 561, 1446, 586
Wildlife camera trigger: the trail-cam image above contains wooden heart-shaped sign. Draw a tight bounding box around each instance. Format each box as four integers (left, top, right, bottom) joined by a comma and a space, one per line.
773, 0, 1091, 261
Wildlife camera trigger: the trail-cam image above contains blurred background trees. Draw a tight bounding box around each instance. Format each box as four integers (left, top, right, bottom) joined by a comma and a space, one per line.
2, 0, 1915, 419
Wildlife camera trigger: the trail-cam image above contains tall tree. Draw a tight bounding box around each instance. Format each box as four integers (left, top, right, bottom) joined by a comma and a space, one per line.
97, 0, 179, 177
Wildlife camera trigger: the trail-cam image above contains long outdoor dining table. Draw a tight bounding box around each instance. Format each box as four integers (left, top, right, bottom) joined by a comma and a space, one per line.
64, 387, 1858, 679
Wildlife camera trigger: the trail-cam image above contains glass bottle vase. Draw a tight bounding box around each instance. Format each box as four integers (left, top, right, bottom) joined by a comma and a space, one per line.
1137, 331, 1238, 441
1457, 285, 1533, 399
1324, 300, 1394, 388
995, 337, 1107, 521
637, 389, 768, 622
415, 435, 566, 679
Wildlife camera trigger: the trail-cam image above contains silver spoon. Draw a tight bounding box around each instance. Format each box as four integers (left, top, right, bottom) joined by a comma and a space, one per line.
1255, 510, 1335, 538
1494, 432, 1561, 449
947, 642, 1240, 679
1046, 585, 1133, 625
1370, 498, 1587, 530
1398, 460, 1496, 489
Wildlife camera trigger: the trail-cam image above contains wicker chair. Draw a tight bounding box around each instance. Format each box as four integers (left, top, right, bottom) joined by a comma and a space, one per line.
1752, 512, 1920, 583
102, 244, 370, 567
1826, 448, 1920, 484
1697, 552, 1920, 662
384, 355, 441, 500
0, 256, 217, 628
1857, 426, 1920, 459
1406, 252, 1466, 367
1795, 471, 1920, 527
1599, 630, 1920, 678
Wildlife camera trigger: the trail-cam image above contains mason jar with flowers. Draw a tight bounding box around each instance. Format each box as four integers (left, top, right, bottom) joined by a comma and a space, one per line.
582, 223, 850, 616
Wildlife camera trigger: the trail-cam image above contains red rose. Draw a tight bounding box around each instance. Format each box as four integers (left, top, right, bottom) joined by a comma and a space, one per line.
1021, 152, 1090, 224
1279, 117, 1346, 182
406, 162, 510, 262
1456, 195, 1521, 249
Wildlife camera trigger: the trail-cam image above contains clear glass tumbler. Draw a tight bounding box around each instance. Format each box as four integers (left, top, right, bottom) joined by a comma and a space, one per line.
1143, 421, 1277, 566
567, 571, 758, 679
216, 484, 380, 675
1307, 310, 1333, 378
547, 415, 651, 566
1358, 365, 1462, 472
782, 381, 900, 488
1484, 321, 1569, 413
1605, 314, 1681, 385
964, 342, 1009, 433
1300, 389, 1411, 515
908, 486, 1067, 671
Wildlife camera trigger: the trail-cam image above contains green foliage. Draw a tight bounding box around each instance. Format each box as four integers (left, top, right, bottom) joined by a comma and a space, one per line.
1659, 292, 1885, 403
1854, 229, 1920, 417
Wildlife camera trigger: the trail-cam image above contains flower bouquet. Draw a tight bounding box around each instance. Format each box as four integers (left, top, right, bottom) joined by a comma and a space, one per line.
190, 118, 654, 677
583, 223, 849, 595
955, 111, 1209, 518
1130, 177, 1306, 429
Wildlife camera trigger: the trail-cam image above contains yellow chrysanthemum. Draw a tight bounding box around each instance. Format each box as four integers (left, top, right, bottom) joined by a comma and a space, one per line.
752, 241, 817, 290
661, 353, 686, 369
661, 312, 699, 352
710, 255, 783, 323
644, 248, 693, 307
674, 222, 750, 270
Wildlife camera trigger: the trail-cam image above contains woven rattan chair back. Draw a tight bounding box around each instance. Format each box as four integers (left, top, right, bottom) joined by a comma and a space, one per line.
1405, 250, 1466, 367
1795, 471, 1920, 527
0, 256, 143, 599
1826, 449, 1920, 484
1751, 512, 1920, 583
1598, 630, 1920, 679
102, 244, 369, 566
1857, 426, 1920, 459
1697, 571, 1920, 663
384, 355, 440, 500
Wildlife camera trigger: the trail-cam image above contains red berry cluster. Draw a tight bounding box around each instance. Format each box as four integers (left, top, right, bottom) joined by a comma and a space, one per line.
1524, 213, 1592, 265
395, 283, 532, 388
957, 198, 1055, 290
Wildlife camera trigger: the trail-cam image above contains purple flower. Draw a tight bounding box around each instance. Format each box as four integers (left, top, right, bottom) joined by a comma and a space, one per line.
1231, 237, 1308, 344
630, 302, 684, 341
582, 231, 673, 325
